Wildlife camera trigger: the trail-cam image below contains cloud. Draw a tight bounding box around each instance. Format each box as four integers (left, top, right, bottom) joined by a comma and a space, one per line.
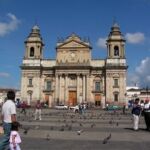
127, 73, 140, 86
127, 57, 150, 87
0, 72, 10, 77
125, 32, 145, 44
135, 57, 150, 75
0, 13, 21, 37
96, 37, 107, 49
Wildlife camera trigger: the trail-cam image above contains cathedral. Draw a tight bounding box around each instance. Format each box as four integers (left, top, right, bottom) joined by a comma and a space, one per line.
20, 23, 128, 107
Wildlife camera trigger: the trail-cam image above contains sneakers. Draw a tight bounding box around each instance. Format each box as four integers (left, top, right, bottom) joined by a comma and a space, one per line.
34, 118, 42, 120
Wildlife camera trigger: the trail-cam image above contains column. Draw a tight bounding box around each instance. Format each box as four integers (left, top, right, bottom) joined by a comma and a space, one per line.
55, 75, 58, 104
77, 74, 80, 103
86, 75, 89, 102
59, 75, 61, 103
65, 74, 68, 105
83, 75, 85, 102
85, 75, 87, 102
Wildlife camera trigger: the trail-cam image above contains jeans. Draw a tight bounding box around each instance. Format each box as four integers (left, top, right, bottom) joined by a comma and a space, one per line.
0, 122, 12, 150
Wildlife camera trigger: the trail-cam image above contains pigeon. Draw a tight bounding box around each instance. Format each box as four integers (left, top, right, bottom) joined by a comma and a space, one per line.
23, 129, 28, 135
102, 133, 111, 144
116, 122, 119, 126
109, 120, 113, 124
35, 125, 40, 130
46, 133, 50, 141
68, 125, 72, 131
50, 126, 54, 130
91, 123, 96, 128
77, 129, 83, 135
106, 133, 111, 140
102, 138, 108, 144
79, 123, 83, 127
60, 125, 65, 131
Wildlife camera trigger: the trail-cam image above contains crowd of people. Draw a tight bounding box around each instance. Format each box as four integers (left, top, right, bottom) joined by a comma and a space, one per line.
0, 90, 150, 150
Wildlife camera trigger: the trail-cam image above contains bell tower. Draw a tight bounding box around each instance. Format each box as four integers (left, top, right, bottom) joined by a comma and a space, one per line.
105, 22, 128, 105
24, 25, 44, 59
106, 22, 125, 59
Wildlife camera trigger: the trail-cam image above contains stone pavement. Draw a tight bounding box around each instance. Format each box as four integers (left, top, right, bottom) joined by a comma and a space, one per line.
1, 108, 150, 150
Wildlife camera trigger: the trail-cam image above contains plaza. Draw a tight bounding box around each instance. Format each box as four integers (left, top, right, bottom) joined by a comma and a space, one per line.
1, 108, 149, 150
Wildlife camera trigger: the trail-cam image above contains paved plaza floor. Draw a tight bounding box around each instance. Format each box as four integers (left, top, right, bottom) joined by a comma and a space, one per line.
1, 108, 150, 150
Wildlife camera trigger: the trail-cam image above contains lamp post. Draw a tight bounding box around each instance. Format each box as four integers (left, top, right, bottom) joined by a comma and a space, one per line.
146, 86, 149, 100
124, 93, 127, 108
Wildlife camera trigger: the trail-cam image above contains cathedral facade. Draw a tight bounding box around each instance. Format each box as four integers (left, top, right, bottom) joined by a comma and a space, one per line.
20, 23, 128, 107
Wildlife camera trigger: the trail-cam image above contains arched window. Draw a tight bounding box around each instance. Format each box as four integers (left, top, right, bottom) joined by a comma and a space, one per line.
46, 81, 51, 91
30, 47, 34, 57
95, 82, 100, 91
114, 46, 119, 56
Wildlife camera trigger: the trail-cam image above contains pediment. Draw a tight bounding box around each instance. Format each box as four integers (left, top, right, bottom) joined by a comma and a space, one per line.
56, 40, 91, 49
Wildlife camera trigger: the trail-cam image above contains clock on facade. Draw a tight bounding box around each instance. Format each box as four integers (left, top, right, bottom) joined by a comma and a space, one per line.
70, 52, 76, 58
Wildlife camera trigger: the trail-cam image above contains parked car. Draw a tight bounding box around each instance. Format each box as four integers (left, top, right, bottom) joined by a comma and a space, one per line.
54, 104, 68, 110
107, 105, 122, 111
69, 105, 79, 113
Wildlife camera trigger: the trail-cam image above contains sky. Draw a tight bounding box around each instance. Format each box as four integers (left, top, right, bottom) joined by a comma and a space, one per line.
0, 0, 150, 89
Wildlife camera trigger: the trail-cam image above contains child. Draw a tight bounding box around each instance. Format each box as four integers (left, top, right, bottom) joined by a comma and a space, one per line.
9, 122, 21, 150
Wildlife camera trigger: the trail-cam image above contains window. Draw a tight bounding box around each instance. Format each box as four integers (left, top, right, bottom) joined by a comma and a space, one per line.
114, 93, 118, 101
30, 47, 34, 57
114, 79, 118, 87
28, 78, 33, 86
109, 49, 111, 57
114, 46, 119, 56
95, 82, 100, 91
46, 81, 51, 91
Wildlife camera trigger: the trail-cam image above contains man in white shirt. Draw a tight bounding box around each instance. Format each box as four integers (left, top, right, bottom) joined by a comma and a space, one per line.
144, 100, 150, 131
0, 90, 17, 150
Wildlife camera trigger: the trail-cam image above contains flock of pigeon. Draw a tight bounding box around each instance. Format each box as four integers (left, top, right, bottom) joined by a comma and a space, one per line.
16, 108, 133, 145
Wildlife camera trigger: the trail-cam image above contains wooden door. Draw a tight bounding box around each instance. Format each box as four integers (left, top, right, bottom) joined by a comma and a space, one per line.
69, 91, 77, 106
45, 95, 49, 105
95, 94, 101, 106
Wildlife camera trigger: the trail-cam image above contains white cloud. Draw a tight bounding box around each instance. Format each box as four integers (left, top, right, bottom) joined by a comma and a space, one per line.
0, 13, 21, 37
127, 57, 150, 87
146, 75, 150, 82
125, 32, 145, 44
135, 57, 150, 75
96, 37, 107, 49
0, 72, 10, 77
127, 73, 140, 86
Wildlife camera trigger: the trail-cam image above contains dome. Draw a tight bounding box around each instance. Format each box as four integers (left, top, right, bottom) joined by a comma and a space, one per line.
113, 22, 120, 28
32, 25, 40, 30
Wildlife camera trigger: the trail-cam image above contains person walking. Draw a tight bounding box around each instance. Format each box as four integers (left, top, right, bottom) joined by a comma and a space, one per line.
143, 100, 150, 131
34, 100, 42, 120
9, 121, 21, 150
0, 90, 17, 150
131, 98, 142, 131
20, 101, 27, 115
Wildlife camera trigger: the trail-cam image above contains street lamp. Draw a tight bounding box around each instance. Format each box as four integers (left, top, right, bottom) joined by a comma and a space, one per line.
146, 86, 149, 100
